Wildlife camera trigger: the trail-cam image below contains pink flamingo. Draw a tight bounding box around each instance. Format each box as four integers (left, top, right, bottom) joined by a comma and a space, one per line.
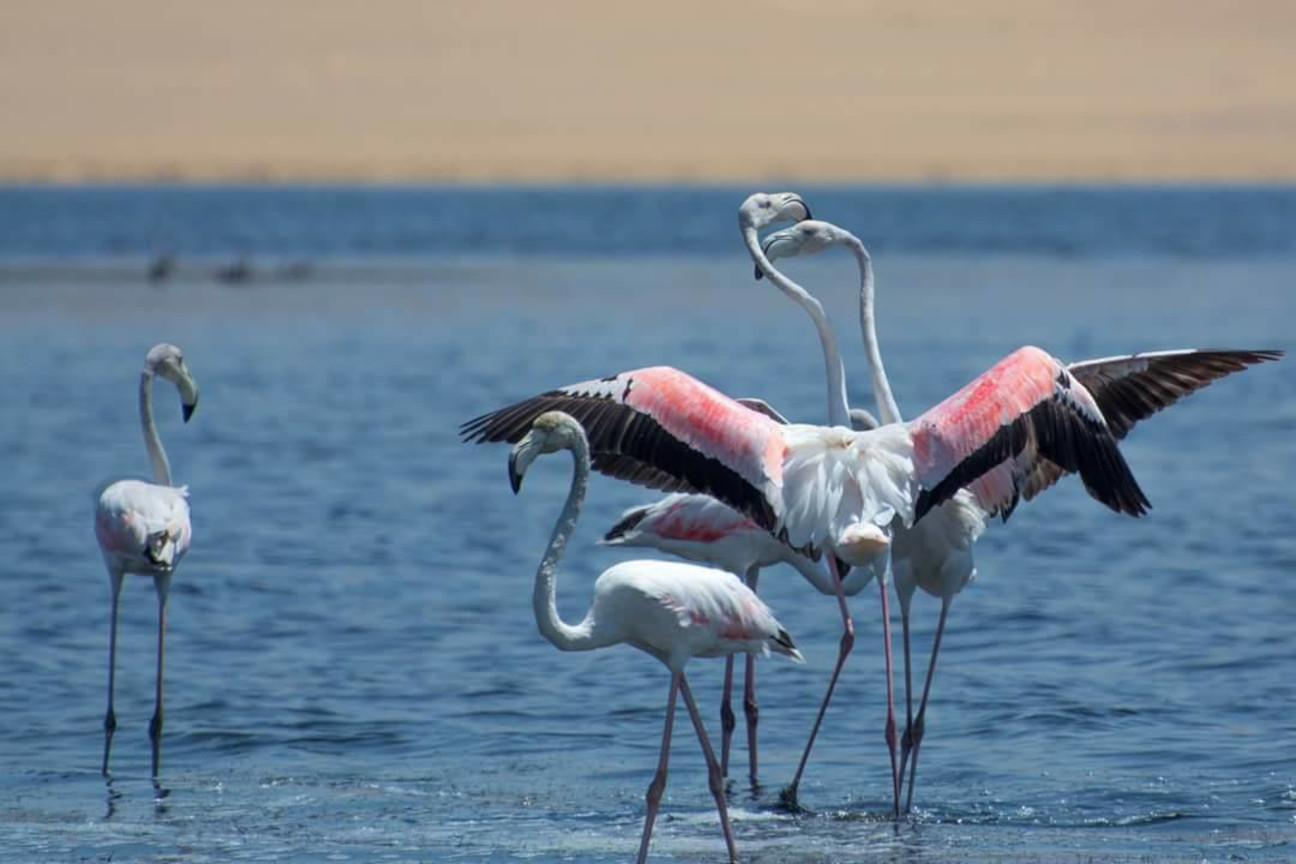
757, 217, 1283, 811
508, 411, 804, 864
94, 343, 199, 777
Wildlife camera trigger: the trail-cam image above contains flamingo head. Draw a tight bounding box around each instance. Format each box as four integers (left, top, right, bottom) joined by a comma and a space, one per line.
508, 410, 585, 494
755, 220, 846, 280
737, 192, 813, 234
145, 343, 200, 422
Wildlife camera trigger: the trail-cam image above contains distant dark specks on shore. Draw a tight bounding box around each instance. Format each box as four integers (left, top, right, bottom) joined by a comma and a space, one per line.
148, 253, 175, 284
216, 257, 253, 284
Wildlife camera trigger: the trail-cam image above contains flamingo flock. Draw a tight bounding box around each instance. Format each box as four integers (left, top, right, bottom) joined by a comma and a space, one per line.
459, 193, 1281, 860
89, 194, 1279, 864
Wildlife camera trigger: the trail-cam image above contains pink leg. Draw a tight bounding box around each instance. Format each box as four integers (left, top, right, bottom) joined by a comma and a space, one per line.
781, 556, 854, 809
741, 567, 760, 788
637, 672, 680, 864
720, 657, 736, 778
897, 606, 915, 808
743, 654, 759, 787
904, 596, 951, 814
680, 675, 739, 864
876, 575, 901, 817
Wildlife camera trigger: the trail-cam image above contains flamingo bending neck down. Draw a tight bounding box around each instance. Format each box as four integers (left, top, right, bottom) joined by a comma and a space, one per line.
508, 411, 804, 864
759, 217, 1284, 812
94, 343, 199, 778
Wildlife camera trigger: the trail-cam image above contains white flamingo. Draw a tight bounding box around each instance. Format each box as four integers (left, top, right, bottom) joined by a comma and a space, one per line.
507, 411, 804, 864
93, 343, 199, 777
757, 216, 1283, 811
463, 348, 1157, 811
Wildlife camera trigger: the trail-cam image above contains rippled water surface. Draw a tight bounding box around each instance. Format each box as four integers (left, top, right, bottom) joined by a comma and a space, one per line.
0, 186, 1293, 863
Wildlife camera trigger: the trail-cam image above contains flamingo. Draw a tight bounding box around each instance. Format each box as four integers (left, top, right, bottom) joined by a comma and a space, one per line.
507, 411, 804, 864
94, 343, 199, 778
742, 192, 912, 811
757, 216, 1283, 811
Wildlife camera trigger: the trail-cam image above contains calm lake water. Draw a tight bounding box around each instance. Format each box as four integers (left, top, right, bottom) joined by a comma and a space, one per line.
0, 185, 1293, 863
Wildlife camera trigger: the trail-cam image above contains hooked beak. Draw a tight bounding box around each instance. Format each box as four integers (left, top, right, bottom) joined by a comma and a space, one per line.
182, 398, 198, 423
787, 195, 812, 222
508, 449, 523, 494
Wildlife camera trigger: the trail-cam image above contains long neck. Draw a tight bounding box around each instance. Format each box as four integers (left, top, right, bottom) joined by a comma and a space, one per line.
848, 238, 903, 425
743, 227, 851, 427
532, 432, 601, 652
138, 371, 173, 486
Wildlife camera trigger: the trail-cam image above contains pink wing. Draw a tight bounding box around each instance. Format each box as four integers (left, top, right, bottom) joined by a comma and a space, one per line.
908, 346, 1150, 521
462, 366, 788, 530
604, 493, 764, 546
465, 350, 1151, 559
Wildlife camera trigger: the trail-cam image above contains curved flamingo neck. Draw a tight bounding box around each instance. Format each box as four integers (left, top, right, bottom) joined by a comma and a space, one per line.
533, 429, 601, 652
846, 237, 904, 426
743, 227, 851, 428
138, 371, 173, 486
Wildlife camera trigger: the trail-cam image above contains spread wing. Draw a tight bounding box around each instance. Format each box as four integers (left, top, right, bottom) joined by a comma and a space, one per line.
1020, 348, 1283, 501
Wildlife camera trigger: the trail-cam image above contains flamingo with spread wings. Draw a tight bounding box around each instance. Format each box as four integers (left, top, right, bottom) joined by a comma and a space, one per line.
94, 343, 199, 778
757, 216, 1283, 811
509, 411, 804, 864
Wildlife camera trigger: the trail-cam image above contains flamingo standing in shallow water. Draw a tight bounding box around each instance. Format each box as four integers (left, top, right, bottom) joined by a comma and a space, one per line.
507, 411, 804, 864
94, 343, 199, 777
757, 216, 1283, 811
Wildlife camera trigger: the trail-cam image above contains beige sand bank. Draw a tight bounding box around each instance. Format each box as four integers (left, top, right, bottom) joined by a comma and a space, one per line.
2, 1, 1294, 182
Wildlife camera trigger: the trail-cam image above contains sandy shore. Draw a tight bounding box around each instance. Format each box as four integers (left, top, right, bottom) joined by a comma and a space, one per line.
4, 1, 1295, 182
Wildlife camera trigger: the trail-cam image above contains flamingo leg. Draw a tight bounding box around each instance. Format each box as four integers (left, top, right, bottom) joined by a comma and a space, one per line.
896, 604, 915, 808
719, 657, 736, 779
781, 556, 854, 809
102, 570, 124, 776
904, 596, 951, 814
741, 567, 760, 788
679, 674, 738, 864
148, 574, 171, 778
878, 573, 901, 818
743, 654, 759, 788
637, 671, 680, 864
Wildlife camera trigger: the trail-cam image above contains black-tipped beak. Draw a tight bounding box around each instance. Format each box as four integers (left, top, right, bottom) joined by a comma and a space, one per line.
790, 196, 812, 221
182, 401, 197, 423
508, 451, 523, 494
754, 264, 764, 280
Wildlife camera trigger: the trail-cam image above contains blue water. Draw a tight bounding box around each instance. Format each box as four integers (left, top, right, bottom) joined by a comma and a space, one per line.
0, 185, 1293, 863
3, 183, 1296, 261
